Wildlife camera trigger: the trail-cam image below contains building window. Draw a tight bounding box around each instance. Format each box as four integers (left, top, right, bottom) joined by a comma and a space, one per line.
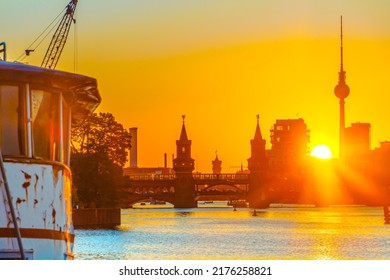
0, 85, 22, 156
182, 147, 186, 153
276, 125, 283, 131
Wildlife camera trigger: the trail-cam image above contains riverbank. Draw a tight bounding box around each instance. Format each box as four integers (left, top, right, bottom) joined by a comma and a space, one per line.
73, 208, 121, 229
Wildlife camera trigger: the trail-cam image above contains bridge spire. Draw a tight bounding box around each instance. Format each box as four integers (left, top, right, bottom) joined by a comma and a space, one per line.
179, 115, 189, 141
173, 115, 194, 172
254, 114, 262, 141
248, 115, 266, 169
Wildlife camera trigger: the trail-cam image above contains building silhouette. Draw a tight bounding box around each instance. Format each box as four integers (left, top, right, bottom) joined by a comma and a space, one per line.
123, 128, 172, 176
372, 141, 390, 190
267, 118, 310, 203
129, 127, 138, 167
345, 122, 371, 161
269, 118, 310, 173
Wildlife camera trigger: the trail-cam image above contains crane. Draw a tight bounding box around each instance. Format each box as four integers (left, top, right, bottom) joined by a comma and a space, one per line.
0, 42, 6, 61
41, 0, 78, 69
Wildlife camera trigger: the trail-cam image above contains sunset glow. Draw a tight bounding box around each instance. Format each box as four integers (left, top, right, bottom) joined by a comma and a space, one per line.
3, 1, 390, 268
310, 145, 332, 159
2, 1, 390, 173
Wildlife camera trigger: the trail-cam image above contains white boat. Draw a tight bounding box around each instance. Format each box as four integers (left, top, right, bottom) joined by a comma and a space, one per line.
0, 60, 101, 259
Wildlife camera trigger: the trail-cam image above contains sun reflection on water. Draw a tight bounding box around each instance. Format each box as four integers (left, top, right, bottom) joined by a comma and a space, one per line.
74, 207, 390, 260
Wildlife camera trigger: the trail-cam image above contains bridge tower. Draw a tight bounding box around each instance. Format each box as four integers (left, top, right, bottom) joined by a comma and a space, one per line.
247, 115, 269, 208
173, 116, 196, 208
212, 153, 222, 174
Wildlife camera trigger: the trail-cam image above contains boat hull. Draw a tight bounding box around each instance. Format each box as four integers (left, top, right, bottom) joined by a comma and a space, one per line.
0, 161, 74, 260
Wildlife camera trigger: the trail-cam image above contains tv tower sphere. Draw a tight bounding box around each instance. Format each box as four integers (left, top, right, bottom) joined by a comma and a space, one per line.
334, 81, 350, 99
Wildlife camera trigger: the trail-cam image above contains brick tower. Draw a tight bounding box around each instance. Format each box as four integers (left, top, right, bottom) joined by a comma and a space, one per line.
173, 116, 196, 208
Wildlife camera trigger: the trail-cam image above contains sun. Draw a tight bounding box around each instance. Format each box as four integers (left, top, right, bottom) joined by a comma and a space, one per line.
310, 145, 332, 159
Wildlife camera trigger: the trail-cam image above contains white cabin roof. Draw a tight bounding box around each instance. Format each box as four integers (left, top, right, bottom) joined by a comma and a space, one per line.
0, 60, 101, 124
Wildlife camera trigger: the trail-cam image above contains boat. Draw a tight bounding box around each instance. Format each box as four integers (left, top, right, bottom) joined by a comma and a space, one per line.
228, 200, 248, 208
0, 60, 101, 259
149, 198, 166, 205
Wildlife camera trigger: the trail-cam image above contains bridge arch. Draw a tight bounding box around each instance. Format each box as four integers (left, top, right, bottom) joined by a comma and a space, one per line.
200, 184, 246, 193
120, 194, 176, 208
124, 172, 250, 208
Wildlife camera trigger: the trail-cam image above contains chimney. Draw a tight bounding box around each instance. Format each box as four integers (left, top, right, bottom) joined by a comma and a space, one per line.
164, 153, 167, 168
129, 127, 138, 167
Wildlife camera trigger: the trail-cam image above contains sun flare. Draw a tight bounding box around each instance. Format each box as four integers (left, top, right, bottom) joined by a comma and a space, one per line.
310, 145, 332, 159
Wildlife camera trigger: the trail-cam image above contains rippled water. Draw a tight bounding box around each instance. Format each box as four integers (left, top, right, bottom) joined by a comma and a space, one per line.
74, 206, 390, 260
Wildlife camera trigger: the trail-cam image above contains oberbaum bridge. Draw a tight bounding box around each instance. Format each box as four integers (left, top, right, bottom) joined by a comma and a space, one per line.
121, 116, 268, 209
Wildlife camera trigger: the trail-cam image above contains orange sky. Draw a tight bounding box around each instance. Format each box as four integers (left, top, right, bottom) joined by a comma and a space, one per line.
2, 1, 390, 173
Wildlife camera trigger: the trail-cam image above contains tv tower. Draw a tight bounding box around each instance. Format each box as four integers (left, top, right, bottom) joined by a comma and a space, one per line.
334, 16, 350, 161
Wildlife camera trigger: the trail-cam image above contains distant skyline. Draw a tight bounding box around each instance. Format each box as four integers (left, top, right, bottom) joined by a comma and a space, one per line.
2, 0, 390, 172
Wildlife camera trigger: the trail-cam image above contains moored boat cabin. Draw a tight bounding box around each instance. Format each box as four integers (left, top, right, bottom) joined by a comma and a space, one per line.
0, 60, 101, 259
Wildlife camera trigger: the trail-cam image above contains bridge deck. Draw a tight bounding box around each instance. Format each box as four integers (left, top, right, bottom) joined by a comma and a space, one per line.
123, 173, 250, 207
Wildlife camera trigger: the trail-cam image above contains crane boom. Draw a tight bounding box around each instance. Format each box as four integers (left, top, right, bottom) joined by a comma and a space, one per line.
41, 0, 78, 69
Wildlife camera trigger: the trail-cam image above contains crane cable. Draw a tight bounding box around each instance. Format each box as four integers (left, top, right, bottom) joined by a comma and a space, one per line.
15, 6, 67, 63
73, 8, 78, 73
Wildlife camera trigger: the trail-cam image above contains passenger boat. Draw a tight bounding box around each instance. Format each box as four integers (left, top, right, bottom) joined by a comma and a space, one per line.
0, 60, 101, 259
227, 200, 248, 208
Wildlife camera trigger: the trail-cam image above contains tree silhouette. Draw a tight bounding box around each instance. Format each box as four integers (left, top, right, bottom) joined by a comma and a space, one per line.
70, 112, 131, 208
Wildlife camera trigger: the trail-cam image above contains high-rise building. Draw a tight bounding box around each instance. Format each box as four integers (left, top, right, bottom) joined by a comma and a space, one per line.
269, 118, 310, 173
345, 122, 371, 160
129, 127, 138, 167
123, 128, 173, 176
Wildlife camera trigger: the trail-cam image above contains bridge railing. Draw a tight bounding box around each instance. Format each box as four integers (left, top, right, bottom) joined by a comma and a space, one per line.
125, 173, 249, 182
126, 174, 175, 181
193, 173, 249, 181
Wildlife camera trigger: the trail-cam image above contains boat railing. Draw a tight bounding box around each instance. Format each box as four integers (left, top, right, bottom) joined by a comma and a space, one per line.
0, 148, 25, 259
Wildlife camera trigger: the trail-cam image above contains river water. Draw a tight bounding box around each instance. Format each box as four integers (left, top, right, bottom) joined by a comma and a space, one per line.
74, 204, 390, 260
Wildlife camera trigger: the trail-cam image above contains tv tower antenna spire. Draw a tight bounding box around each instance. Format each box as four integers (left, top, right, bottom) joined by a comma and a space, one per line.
334, 15, 350, 161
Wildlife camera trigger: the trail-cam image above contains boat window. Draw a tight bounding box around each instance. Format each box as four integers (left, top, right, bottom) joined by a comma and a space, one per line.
0, 85, 22, 156
62, 97, 70, 165
31, 89, 60, 161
